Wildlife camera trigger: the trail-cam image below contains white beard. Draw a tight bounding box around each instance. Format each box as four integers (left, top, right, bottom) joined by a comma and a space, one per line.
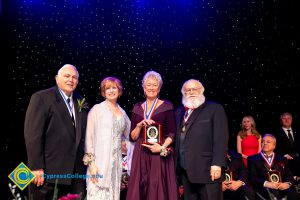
182, 95, 205, 109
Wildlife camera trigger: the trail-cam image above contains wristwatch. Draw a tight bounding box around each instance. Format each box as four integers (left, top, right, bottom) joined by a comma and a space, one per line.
240, 181, 246, 186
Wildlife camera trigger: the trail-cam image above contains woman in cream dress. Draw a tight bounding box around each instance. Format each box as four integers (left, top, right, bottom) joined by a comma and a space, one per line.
84, 77, 130, 200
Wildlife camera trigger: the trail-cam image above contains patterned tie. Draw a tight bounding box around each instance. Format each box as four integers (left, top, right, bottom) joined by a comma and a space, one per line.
184, 110, 189, 119
287, 129, 293, 144
67, 98, 76, 128
184, 108, 192, 123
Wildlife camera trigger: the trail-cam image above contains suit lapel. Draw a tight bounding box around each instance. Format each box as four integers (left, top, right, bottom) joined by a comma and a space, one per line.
73, 97, 82, 148
272, 155, 284, 171
280, 128, 294, 148
184, 103, 205, 134
281, 128, 290, 141
54, 87, 76, 139
176, 107, 185, 135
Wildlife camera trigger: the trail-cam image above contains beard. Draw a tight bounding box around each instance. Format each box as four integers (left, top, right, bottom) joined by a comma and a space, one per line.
182, 94, 205, 109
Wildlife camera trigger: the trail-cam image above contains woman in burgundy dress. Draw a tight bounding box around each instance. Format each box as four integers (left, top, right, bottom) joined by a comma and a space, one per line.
126, 71, 178, 200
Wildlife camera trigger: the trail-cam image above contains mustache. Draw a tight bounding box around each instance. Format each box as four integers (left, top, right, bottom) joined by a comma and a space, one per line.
182, 94, 205, 109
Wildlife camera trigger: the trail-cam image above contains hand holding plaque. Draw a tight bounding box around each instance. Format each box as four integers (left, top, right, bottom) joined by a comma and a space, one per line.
143, 123, 162, 144
268, 170, 281, 183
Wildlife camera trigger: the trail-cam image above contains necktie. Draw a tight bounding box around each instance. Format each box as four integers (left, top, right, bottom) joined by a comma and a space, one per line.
266, 154, 273, 161
287, 129, 293, 144
67, 98, 76, 127
184, 110, 189, 119
182, 109, 192, 133
184, 109, 192, 122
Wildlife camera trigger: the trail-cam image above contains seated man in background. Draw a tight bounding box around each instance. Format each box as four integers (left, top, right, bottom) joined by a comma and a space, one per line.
248, 134, 298, 200
120, 139, 134, 200
223, 150, 255, 200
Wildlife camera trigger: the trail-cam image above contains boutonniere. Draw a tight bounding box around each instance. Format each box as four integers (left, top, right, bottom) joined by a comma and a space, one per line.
278, 161, 285, 169
77, 98, 88, 112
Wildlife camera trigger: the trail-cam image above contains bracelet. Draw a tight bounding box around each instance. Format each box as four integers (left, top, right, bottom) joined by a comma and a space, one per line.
83, 153, 95, 166
160, 146, 170, 157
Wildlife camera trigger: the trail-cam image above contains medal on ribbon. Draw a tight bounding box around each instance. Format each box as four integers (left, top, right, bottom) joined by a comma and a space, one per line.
142, 98, 162, 144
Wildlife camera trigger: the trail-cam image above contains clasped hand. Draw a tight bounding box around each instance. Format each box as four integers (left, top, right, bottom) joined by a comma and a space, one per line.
222, 180, 243, 191
89, 163, 100, 183
137, 119, 155, 128
32, 169, 44, 187
265, 181, 290, 190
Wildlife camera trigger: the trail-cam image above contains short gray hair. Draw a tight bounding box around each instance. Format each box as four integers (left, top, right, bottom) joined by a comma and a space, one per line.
142, 71, 163, 89
57, 64, 79, 78
280, 112, 292, 119
181, 79, 205, 95
263, 133, 276, 145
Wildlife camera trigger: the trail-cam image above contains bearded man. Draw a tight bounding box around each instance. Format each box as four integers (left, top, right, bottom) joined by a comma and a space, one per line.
175, 79, 229, 200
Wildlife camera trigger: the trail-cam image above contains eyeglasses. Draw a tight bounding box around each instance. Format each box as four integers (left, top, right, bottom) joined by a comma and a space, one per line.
184, 87, 201, 94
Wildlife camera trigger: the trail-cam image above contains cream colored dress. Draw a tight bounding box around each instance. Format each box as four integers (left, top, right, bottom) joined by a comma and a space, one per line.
85, 101, 130, 200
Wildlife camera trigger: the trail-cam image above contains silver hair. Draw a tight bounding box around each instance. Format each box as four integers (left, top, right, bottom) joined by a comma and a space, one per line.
142, 70, 163, 89
57, 64, 79, 78
280, 112, 292, 119
181, 79, 205, 95
263, 133, 277, 144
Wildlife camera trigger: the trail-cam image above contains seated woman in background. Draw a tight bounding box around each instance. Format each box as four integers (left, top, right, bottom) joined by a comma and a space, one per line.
237, 115, 261, 167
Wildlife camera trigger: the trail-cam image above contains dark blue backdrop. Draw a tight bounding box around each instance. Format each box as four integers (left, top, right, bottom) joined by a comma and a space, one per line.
2, 0, 299, 198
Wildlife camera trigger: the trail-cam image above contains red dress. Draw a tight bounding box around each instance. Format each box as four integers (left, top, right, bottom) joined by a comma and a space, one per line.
126, 101, 178, 200
241, 134, 259, 167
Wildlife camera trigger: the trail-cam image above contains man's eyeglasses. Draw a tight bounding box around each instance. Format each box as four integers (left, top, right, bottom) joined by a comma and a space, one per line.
184, 87, 201, 94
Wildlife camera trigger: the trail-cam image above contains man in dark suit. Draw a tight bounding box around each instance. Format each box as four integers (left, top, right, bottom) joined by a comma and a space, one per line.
175, 79, 229, 200
24, 64, 88, 199
274, 112, 300, 177
223, 150, 255, 200
248, 134, 298, 200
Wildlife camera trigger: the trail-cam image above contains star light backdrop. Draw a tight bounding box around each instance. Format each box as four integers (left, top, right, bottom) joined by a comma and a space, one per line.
2, 0, 299, 197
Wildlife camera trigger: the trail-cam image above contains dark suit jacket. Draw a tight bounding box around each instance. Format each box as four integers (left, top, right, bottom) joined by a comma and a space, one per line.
175, 101, 229, 183
226, 151, 248, 184
274, 127, 300, 158
24, 86, 87, 185
248, 153, 294, 190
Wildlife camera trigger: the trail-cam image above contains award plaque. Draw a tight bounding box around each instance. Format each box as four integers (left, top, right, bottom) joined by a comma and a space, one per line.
143, 123, 162, 144
225, 170, 233, 182
268, 170, 281, 183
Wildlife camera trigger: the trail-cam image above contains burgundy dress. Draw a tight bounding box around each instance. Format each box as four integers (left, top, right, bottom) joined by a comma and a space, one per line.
126, 101, 178, 200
